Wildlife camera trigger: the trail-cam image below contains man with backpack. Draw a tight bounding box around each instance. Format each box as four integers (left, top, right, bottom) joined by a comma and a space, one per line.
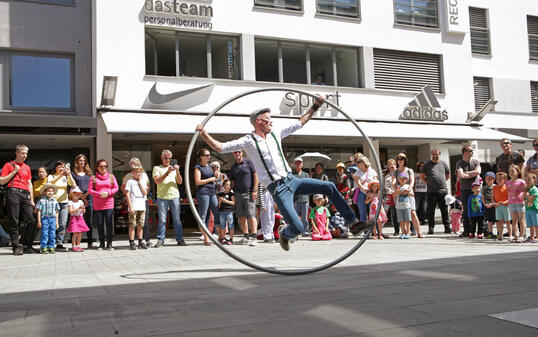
0, 145, 37, 255
495, 138, 524, 173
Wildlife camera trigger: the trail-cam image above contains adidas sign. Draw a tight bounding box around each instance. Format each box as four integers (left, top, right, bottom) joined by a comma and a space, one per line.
400, 85, 448, 122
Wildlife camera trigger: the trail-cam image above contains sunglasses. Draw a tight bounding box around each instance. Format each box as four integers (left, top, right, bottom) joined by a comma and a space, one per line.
502, 142, 511, 145
98, 165, 108, 168
233, 151, 241, 154
201, 154, 211, 157
533, 144, 538, 147
163, 157, 172, 160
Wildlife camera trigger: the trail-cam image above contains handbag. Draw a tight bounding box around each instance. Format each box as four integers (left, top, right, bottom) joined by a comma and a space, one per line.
384, 193, 394, 206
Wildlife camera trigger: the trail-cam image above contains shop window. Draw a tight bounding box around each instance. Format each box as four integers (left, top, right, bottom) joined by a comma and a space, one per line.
317, 0, 360, 19
282, 43, 306, 84
373, 48, 442, 93
9, 53, 73, 110
145, 28, 240, 80
473, 77, 492, 112
531, 81, 538, 113
528, 15, 538, 61
394, 0, 439, 28
469, 7, 490, 55
255, 40, 279, 82
254, 38, 360, 88
254, 0, 302, 11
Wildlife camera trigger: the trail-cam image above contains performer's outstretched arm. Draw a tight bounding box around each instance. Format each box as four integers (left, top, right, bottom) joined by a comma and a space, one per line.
196, 124, 223, 153
299, 95, 325, 126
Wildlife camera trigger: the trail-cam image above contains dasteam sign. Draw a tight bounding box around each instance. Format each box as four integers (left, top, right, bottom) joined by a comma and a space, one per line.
143, 0, 213, 30
400, 86, 448, 122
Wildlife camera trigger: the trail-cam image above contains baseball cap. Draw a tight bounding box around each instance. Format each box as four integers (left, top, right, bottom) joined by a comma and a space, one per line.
336, 162, 345, 169
397, 172, 409, 179
471, 181, 481, 187
313, 194, 324, 200
444, 194, 456, 206
294, 157, 303, 162
485, 171, 495, 178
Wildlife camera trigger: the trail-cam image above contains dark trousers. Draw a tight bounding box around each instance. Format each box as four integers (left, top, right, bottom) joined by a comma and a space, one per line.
5, 188, 36, 249
387, 205, 399, 233
427, 192, 450, 230
144, 200, 150, 242
84, 199, 94, 243
460, 189, 472, 235
469, 216, 485, 235
95, 208, 114, 246
415, 192, 427, 225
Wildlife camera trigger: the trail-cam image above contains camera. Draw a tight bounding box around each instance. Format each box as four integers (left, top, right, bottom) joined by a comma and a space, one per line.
170, 159, 178, 167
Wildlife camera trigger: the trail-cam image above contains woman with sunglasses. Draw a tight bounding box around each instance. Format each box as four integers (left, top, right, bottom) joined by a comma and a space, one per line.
194, 148, 220, 246
71, 154, 95, 249
524, 139, 538, 186
88, 159, 118, 250
392, 153, 424, 238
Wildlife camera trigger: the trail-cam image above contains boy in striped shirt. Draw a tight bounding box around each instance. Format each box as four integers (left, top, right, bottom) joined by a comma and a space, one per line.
36, 184, 59, 254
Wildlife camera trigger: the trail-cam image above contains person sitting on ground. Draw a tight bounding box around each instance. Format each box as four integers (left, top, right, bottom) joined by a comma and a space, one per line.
196, 97, 365, 251
309, 194, 332, 241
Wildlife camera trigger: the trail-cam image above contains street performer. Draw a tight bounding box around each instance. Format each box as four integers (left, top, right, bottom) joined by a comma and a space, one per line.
196, 97, 368, 251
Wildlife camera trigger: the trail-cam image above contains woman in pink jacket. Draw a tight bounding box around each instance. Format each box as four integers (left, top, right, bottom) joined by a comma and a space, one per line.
88, 159, 118, 250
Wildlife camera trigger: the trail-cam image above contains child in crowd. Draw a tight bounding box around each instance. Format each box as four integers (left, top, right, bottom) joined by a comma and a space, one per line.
506, 164, 526, 242
124, 167, 148, 250
493, 172, 510, 241
217, 180, 235, 245
445, 194, 462, 234
482, 171, 497, 239
467, 181, 484, 238
524, 173, 538, 243
395, 172, 412, 239
36, 184, 59, 254
365, 181, 387, 239
329, 211, 349, 239
67, 186, 89, 252
309, 194, 332, 241
33, 167, 48, 202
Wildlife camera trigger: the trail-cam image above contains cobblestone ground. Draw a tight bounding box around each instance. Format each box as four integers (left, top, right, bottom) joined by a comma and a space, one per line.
1, 228, 537, 336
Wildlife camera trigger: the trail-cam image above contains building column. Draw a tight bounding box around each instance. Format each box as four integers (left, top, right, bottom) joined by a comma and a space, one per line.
241, 34, 255, 81
96, 113, 113, 166
363, 138, 380, 173
360, 46, 375, 89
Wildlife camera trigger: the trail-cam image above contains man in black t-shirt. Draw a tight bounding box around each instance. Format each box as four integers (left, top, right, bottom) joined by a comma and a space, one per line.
421, 148, 451, 234
230, 150, 258, 246
495, 138, 524, 173
456, 145, 481, 236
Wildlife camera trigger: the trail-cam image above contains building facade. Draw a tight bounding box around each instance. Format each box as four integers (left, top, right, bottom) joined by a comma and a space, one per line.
0, 0, 94, 169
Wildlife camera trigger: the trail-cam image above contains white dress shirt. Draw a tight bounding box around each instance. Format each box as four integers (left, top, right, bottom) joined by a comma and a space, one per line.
221, 121, 302, 186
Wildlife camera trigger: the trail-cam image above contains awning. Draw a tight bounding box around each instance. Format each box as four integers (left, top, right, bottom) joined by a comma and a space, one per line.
100, 112, 529, 142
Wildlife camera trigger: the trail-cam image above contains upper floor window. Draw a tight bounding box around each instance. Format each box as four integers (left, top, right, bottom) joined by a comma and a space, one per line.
317, 0, 360, 19
394, 0, 438, 28
373, 48, 442, 93
531, 82, 538, 112
528, 15, 538, 61
254, 0, 302, 11
469, 7, 490, 55
255, 39, 360, 88
17, 0, 75, 4
8, 53, 73, 110
473, 77, 492, 112
145, 29, 240, 80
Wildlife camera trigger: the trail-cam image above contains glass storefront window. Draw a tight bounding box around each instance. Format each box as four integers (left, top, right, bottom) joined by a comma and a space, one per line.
9, 54, 72, 109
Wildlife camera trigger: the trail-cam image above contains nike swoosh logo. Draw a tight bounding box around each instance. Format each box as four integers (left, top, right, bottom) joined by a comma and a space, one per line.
148, 83, 214, 105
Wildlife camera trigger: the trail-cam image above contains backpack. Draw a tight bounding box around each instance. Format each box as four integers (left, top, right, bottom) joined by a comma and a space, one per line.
0, 162, 18, 213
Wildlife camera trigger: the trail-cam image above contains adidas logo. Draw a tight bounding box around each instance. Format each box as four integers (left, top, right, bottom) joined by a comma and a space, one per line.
400, 85, 448, 121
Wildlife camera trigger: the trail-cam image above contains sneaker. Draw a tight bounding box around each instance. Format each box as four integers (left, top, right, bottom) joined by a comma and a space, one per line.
249, 237, 258, 246
87, 242, 95, 250
138, 242, 148, 249
486, 233, 496, 239
349, 220, 369, 236
71, 247, 79, 252
48, 248, 55, 254
199, 235, 204, 241
154, 241, 165, 248
468, 234, 475, 239
427, 228, 434, 235
240, 237, 250, 245
444, 228, 452, 234
97, 244, 104, 251
403, 234, 411, 239
515, 237, 523, 243
226, 239, 233, 245
393, 232, 400, 237
40, 248, 49, 254
263, 239, 276, 243
176, 240, 188, 246
399, 234, 404, 239
13, 244, 23, 256
459, 232, 469, 238
278, 225, 293, 251
23, 247, 40, 254
56, 243, 66, 251
477, 234, 484, 239
129, 242, 137, 250
106, 244, 115, 251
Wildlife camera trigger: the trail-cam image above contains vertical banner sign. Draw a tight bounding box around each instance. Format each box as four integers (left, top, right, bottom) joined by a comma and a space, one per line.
444, 0, 468, 34
227, 41, 233, 79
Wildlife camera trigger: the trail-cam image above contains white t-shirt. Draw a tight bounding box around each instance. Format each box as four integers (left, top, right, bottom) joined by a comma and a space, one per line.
68, 200, 84, 216
353, 167, 378, 191
125, 178, 147, 211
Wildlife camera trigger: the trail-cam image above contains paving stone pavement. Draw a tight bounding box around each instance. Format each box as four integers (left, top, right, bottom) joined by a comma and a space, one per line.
1, 228, 538, 337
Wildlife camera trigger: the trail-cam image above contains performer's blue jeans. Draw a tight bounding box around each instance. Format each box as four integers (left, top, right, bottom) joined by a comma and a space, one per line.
268, 173, 357, 240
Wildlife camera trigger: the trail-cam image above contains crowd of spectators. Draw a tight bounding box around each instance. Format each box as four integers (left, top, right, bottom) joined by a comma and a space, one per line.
1, 137, 538, 256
